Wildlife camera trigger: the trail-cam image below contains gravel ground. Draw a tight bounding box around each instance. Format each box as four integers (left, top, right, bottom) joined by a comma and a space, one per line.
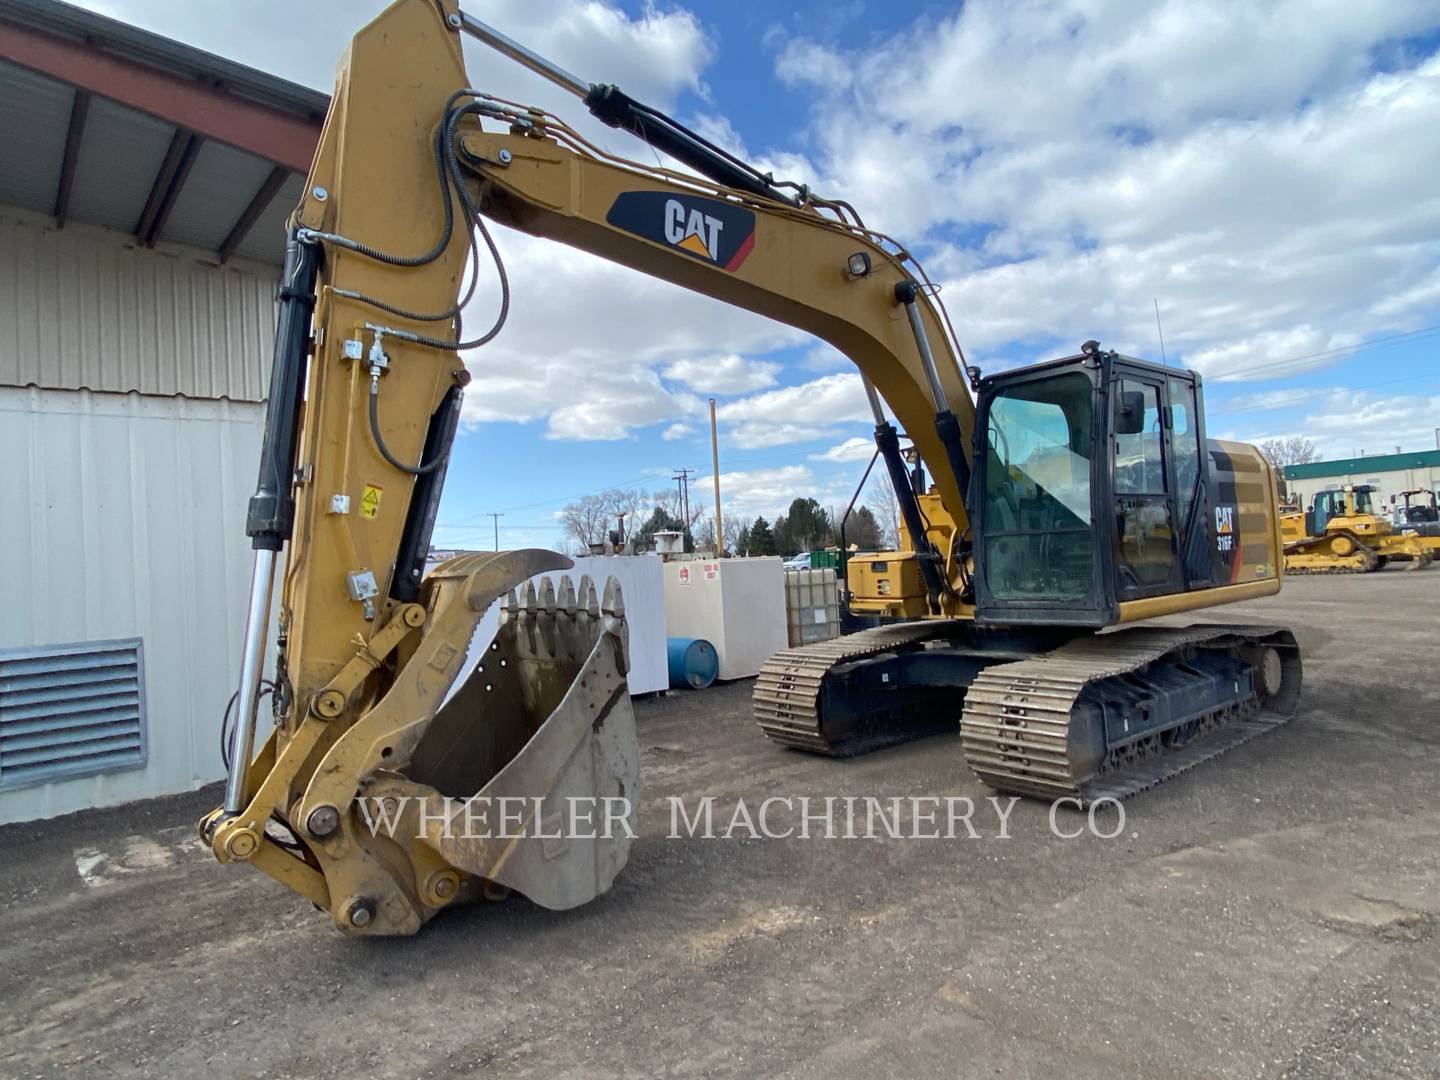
2, 571, 1438, 1079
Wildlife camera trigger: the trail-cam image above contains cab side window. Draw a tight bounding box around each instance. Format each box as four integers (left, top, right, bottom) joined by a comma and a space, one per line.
1114, 381, 1164, 494
1168, 376, 1202, 537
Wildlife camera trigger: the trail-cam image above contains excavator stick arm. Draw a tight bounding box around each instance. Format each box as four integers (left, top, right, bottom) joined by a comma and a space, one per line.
205, 0, 644, 935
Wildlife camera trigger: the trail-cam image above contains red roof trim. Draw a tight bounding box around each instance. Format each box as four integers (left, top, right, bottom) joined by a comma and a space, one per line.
0, 19, 320, 171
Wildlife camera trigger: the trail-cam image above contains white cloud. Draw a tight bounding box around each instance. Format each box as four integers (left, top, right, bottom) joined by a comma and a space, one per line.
1185, 327, 1360, 383
662, 354, 780, 394
1289, 390, 1440, 457
704, 373, 878, 450
727, 422, 832, 450
542, 370, 679, 441
80, 0, 711, 117
775, 38, 854, 92
694, 464, 814, 521
716, 373, 872, 426
459, 229, 805, 437
798, 343, 852, 372
661, 422, 696, 441
770, 2, 1440, 393
810, 436, 874, 463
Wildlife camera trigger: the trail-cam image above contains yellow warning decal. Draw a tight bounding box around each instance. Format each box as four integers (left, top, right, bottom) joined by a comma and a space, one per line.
360, 484, 382, 519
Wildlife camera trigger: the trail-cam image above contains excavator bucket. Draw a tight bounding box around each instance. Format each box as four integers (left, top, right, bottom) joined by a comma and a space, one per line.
365, 568, 639, 913
237, 551, 641, 936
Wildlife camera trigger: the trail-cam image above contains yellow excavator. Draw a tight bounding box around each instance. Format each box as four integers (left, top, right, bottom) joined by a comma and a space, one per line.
204, 0, 1303, 935
1279, 485, 1434, 572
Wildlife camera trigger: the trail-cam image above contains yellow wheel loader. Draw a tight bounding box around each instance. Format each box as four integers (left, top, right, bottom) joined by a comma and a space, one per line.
205, 0, 1306, 934
1280, 485, 1435, 573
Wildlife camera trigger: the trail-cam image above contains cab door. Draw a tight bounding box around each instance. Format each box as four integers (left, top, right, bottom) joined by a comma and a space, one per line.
1111, 372, 1182, 599
1166, 374, 1212, 588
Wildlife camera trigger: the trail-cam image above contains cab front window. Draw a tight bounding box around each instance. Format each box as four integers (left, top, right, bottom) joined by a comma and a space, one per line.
982, 372, 1094, 601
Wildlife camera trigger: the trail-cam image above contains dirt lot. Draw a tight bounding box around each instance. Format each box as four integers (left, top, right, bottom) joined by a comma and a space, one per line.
3, 571, 1438, 1079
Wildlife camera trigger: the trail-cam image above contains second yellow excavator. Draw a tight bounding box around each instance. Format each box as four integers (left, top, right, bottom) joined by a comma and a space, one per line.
204, 0, 1304, 934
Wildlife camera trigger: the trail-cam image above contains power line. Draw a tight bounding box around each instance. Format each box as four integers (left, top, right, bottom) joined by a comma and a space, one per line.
1209, 370, 1440, 417
1207, 324, 1440, 380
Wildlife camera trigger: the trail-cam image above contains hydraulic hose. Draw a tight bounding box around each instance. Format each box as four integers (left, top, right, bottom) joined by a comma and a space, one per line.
367, 373, 453, 477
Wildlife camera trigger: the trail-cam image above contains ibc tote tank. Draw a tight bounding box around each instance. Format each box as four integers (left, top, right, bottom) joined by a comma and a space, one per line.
785, 568, 841, 646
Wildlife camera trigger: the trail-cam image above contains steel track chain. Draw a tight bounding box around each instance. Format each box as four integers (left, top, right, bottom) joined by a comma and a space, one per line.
960, 624, 1300, 803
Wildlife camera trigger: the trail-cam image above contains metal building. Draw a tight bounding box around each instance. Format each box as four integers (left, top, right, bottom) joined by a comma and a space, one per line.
1283, 450, 1440, 521
0, 0, 324, 822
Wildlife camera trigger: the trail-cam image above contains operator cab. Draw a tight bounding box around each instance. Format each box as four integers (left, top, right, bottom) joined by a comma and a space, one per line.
1391, 489, 1438, 528
1307, 485, 1375, 536
971, 343, 1216, 627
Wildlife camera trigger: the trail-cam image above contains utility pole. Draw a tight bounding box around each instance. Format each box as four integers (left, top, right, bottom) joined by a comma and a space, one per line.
709, 398, 723, 556
672, 467, 694, 531
487, 512, 504, 551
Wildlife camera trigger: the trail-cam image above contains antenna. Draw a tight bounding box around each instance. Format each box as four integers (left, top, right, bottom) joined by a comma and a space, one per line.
1153, 298, 1167, 364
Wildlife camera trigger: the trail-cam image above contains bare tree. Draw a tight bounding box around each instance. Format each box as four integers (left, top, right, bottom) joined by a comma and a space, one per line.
655, 485, 707, 529
559, 493, 612, 550
691, 514, 716, 552
560, 488, 658, 551
723, 515, 753, 556
1259, 436, 1318, 468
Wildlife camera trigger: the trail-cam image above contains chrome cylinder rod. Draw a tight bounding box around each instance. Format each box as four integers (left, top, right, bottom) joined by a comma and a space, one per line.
861, 374, 887, 426
458, 11, 590, 99
223, 548, 278, 816
898, 288, 948, 412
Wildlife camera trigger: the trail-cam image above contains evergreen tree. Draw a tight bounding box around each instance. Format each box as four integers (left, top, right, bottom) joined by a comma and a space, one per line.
747, 516, 777, 556
847, 505, 884, 550
633, 505, 684, 550
778, 497, 830, 552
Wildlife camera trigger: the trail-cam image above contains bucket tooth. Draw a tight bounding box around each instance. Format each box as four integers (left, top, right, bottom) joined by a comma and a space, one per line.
537, 577, 559, 658
519, 581, 540, 655
571, 575, 590, 657
555, 576, 579, 661
602, 576, 630, 673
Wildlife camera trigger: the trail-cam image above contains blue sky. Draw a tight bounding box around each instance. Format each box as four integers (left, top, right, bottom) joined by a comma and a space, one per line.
83, 1, 1440, 553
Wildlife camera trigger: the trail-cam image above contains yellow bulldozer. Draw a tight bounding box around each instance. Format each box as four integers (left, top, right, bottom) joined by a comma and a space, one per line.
205, 0, 1306, 934
1280, 485, 1435, 573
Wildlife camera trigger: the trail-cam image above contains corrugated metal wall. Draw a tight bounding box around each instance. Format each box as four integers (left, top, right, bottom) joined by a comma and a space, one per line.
0, 208, 276, 400
0, 387, 265, 822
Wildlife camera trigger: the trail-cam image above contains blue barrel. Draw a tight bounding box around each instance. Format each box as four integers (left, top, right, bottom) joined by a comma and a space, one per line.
667, 637, 718, 690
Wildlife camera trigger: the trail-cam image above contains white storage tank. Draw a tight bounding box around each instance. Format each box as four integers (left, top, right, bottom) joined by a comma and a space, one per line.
785, 568, 841, 646
663, 557, 788, 680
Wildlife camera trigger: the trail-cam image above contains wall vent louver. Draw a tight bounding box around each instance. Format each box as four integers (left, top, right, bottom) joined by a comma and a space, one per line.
0, 639, 147, 791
